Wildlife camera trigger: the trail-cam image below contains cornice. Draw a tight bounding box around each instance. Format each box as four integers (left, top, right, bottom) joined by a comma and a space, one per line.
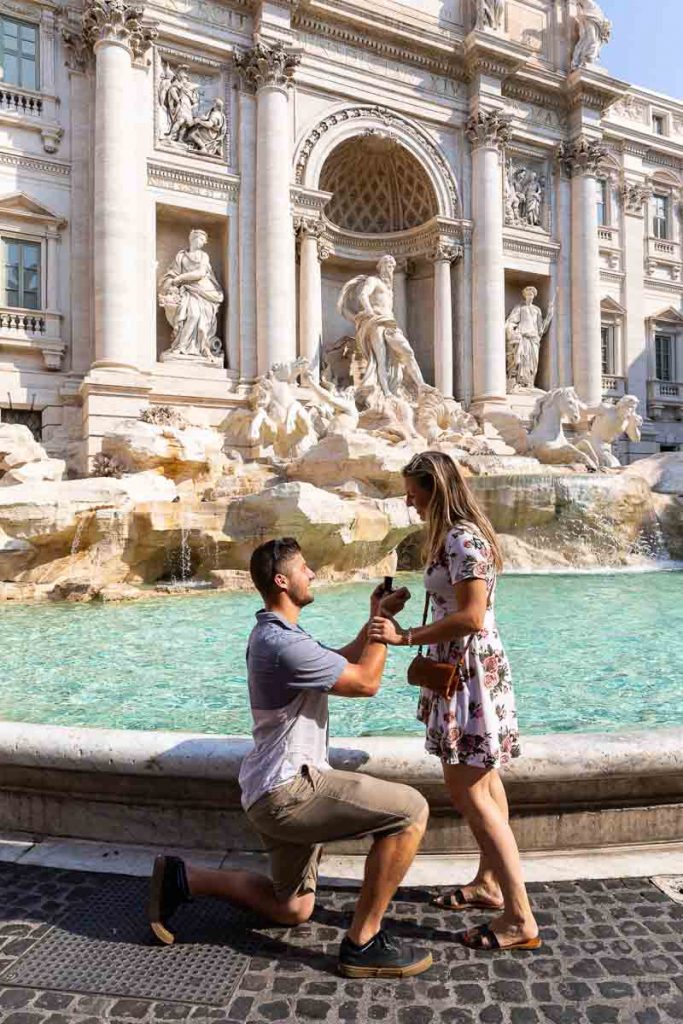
565, 67, 628, 115
147, 160, 239, 201
462, 30, 529, 83
503, 233, 560, 263
0, 149, 70, 177
318, 215, 468, 261
292, 11, 466, 81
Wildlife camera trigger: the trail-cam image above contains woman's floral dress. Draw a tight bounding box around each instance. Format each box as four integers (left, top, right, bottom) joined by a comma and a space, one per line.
416, 525, 521, 769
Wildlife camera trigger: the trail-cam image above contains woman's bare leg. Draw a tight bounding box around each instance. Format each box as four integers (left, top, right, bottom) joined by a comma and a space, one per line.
443, 763, 537, 946
459, 770, 508, 905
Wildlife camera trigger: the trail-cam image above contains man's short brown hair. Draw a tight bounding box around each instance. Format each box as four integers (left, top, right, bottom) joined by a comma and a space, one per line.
249, 537, 301, 599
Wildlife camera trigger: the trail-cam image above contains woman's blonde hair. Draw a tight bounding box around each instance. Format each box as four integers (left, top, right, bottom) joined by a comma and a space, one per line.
402, 451, 503, 572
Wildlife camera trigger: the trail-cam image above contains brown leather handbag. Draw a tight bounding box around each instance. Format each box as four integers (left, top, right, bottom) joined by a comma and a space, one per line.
407, 588, 489, 701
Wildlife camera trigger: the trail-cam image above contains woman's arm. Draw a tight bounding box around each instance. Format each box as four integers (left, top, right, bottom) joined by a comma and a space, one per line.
369, 578, 488, 647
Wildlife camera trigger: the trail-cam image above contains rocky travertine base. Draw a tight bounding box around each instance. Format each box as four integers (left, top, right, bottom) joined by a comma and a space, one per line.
0, 419, 680, 601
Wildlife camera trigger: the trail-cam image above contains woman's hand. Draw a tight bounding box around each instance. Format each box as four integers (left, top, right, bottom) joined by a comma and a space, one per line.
369, 616, 406, 646
369, 584, 411, 619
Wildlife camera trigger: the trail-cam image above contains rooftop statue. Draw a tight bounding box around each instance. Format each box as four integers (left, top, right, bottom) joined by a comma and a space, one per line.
571, 0, 611, 70
475, 0, 505, 31
158, 229, 224, 363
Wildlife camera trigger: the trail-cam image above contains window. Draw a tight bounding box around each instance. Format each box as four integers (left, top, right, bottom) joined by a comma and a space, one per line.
596, 179, 608, 227
0, 17, 38, 91
0, 407, 41, 440
601, 325, 616, 375
2, 238, 41, 310
655, 334, 674, 382
652, 114, 666, 136
652, 194, 669, 239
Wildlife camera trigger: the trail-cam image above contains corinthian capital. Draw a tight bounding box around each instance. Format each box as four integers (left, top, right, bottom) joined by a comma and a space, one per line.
235, 40, 301, 91
557, 135, 607, 178
82, 0, 157, 61
466, 110, 512, 151
621, 180, 653, 217
428, 241, 463, 264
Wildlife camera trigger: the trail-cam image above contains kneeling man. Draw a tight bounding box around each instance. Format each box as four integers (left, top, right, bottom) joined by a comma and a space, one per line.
149, 537, 432, 978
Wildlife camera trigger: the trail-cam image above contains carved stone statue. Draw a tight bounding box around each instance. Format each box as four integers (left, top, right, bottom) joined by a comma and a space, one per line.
222, 361, 319, 462
158, 229, 224, 363
301, 365, 360, 436
527, 388, 599, 470
504, 161, 546, 228
571, 0, 611, 70
337, 255, 426, 401
475, 0, 505, 30
185, 99, 226, 156
577, 395, 643, 469
505, 286, 555, 391
158, 63, 226, 157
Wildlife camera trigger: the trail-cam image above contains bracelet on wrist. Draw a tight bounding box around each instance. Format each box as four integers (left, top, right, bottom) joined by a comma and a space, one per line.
406, 628, 414, 647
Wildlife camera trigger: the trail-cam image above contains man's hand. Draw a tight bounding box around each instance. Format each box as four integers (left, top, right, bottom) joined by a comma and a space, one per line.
369, 616, 406, 647
370, 584, 411, 618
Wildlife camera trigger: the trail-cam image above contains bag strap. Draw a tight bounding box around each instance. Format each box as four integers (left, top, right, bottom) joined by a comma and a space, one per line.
416, 577, 493, 659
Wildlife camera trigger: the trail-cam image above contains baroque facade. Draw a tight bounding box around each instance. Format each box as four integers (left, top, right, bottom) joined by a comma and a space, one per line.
0, 0, 681, 467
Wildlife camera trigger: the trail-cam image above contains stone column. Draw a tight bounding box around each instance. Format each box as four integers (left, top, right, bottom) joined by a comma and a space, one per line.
236, 42, 300, 375
429, 243, 460, 397
393, 262, 408, 333
621, 181, 652, 409
295, 217, 325, 371
237, 83, 257, 379
466, 110, 511, 406
46, 231, 60, 311
558, 136, 607, 409
83, 0, 156, 371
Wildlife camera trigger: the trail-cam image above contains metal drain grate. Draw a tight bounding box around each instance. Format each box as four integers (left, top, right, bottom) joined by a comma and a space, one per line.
651, 875, 683, 905
0, 874, 260, 1006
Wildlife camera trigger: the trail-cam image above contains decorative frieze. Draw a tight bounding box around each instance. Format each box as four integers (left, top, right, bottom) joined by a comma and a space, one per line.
234, 41, 300, 92
621, 181, 653, 217
82, 0, 157, 61
147, 160, 239, 201
0, 150, 70, 177
466, 110, 512, 151
557, 136, 607, 177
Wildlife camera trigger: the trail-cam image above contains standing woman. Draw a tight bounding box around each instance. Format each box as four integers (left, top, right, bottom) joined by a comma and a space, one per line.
369, 451, 539, 951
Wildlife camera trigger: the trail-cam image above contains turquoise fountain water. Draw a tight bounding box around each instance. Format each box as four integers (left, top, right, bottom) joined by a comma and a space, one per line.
1, 570, 680, 737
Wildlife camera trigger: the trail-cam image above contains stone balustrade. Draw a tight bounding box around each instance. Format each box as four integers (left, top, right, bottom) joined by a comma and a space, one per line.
0, 309, 65, 369
602, 374, 626, 397
0, 87, 43, 117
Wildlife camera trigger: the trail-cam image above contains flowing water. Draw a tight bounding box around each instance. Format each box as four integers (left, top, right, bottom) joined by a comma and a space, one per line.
0, 570, 681, 737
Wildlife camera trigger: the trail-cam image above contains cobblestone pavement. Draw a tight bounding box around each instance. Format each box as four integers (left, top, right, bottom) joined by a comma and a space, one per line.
0, 863, 681, 1024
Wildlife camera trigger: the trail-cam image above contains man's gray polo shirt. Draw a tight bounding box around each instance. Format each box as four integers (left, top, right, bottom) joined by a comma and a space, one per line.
238, 609, 348, 811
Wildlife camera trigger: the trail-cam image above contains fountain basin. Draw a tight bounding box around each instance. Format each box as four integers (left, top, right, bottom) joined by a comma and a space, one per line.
0, 722, 680, 855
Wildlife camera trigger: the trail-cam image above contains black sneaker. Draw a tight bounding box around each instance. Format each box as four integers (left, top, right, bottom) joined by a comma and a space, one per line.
338, 929, 433, 978
148, 855, 190, 945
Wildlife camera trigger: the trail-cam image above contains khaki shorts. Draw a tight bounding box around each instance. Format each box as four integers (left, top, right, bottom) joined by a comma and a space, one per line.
245, 765, 428, 901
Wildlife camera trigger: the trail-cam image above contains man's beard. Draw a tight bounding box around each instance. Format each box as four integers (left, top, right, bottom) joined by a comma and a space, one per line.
291, 590, 314, 609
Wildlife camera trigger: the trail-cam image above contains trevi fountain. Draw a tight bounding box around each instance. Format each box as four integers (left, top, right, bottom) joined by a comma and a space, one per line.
0, 0, 680, 861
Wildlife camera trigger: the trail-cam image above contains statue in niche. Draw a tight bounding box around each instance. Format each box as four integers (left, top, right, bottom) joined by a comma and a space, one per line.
158, 229, 224, 363
505, 286, 555, 391
577, 395, 643, 469
571, 0, 611, 70
337, 254, 426, 402
475, 0, 504, 30
505, 161, 546, 228
158, 63, 226, 156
